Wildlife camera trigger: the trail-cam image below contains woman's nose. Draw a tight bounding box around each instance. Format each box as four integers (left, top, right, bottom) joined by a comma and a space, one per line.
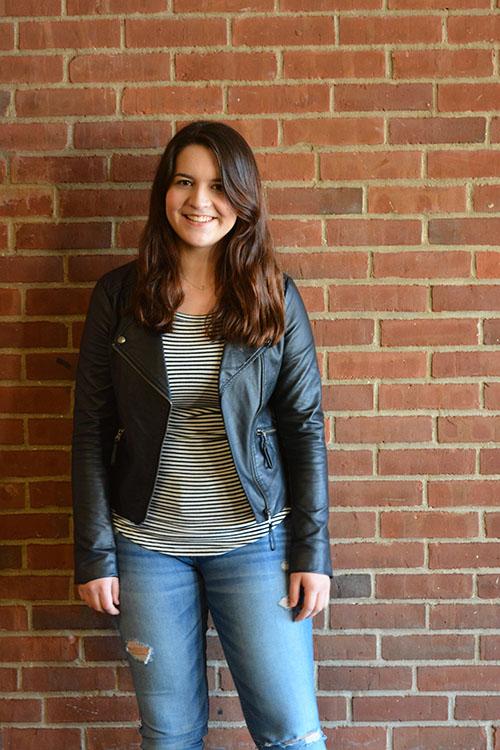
188, 185, 212, 207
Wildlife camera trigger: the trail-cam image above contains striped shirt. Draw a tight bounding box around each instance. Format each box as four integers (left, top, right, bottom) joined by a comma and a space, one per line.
112, 310, 289, 554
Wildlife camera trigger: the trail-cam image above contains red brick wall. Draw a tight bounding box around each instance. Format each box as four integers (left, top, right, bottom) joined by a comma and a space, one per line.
1, 1, 500, 748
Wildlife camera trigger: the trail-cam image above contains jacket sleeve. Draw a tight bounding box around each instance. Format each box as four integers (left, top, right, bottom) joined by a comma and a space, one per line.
270, 276, 332, 577
72, 277, 119, 585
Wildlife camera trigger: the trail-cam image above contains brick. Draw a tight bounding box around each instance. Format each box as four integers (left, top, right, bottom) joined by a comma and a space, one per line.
176, 0, 272, 7
481, 448, 500, 474
319, 665, 412, 691
335, 416, 431, 443
0, 605, 28, 630
228, 84, 329, 114
339, 15, 441, 43
0, 255, 63, 282
268, 219, 322, 247
393, 726, 486, 750
374, 250, 472, 278
46, 696, 138, 723
122, 86, 222, 115
283, 49, 384, 79
27, 543, 73, 569
321, 150, 421, 180
26, 287, 91, 315
0, 124, 67, 152
329, 351, 426, 379
317, 696, 347, 722
456, 696, 500, 720
16, 222, 111, 250
19, 19, 120, 49
0, 55, 63, 83
475, 185, 500, 212
311, 319, 374, 346
0, 23, 14, 49
69, 53, 170, 83
126, 18, 226, 48
381, 319, 477, 346
381, 511, 478, 538
329, 449, 372, 476
481, 635, 500, 657
176, 51, 276, 81
0, 90, 10, 116
30, 480, 70, 509
432, 284, 500, 312
331, 573, 372, 597
326, 218, 421, 246
369, 185, 466, 213
209, 695, 244, 722
1, 513, 69, 540
12, 156, 107, 184
32, 604, 115, 630
0, 187, 53, 217
0, 418, 23, 444
433, 351, 500, 377
329, 728, 387, 750
0, 450, 69, 478
1, 729, 81, 750
0, 668, 17, 691
333, 541, 424, 569
330, 284, 427, 311
390, 116, 485, 144
485, 513, 500, 538
29, 419, 73, 447
333, 480, 422, 507
353, 695, 447, 721
430, 542, 500, 569
439, 415, 500, 442
429, 479, 500, 507
382, 634, 475, 660
329, 511, 376, 538
322, 384, 373, 411
379, 449, 475, 476
267, 187, 361, 215
0, 322, 67, 348
335, 83, 432, 112
85, 727, 141, 750
1, 0, 61, 13
60, 188, 149, 218
110, 154, 168, 183
0, 289, 21, 315
16, 88, 116, 116
280, 251, 368, 279
0, 355, 21, 380
430, 603, 500, 629
233, 15, 334, 45
393, 49, 493, 78
284, 117, 384, 146
0, 386, 70, 414
68, 254, 134, 282
419, 665, 500, 691
256, 152, 316, 181
391, 0, 489, 5
314, 633, 376, 660
376, 573, 473, 599
83, 635, 126, 661
0, 699, 41, 723
429, 217, 500, 245
0, 545, 22, 568
74, 121, 172, 149
484, 383, 500, 409
476, 252, 500, 279
26, 354, 77, 382
0, 636, 76, 661
22, 666, 115, 692
0, 483, 25, 509
116, 220, 146, 249
379, 383, 479, 410
429, 150, 500, 177
448, 14, 500, 42
68, 0, 164, 11
330, 603, 425, 629
439, 83, 500, 111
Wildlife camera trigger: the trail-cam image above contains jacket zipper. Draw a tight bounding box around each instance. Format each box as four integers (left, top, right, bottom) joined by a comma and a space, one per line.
110, 427, 125, 466
255, 426, 277, 550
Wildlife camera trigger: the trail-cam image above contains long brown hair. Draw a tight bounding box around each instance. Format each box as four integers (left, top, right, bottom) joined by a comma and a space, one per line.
131, 120, 285, 347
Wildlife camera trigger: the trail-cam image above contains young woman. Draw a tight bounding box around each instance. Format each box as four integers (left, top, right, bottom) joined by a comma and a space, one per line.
72, 120, 332, 750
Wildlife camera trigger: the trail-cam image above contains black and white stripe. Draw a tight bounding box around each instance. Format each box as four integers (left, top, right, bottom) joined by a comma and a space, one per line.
113, 310, 289, 554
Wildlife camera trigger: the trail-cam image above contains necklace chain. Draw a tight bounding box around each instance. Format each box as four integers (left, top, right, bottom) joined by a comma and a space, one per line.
180, 271, 214, 292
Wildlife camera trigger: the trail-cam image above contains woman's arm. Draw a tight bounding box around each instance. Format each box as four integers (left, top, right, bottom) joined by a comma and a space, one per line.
72, 277, 120, 586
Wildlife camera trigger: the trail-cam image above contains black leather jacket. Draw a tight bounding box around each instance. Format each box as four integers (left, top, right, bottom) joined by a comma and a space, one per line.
71, 260, 332, 584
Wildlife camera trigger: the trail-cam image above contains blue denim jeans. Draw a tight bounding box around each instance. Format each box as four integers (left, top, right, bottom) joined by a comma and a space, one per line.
114, 516, 327, 750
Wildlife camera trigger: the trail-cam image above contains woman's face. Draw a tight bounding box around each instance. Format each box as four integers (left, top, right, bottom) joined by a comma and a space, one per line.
165, 144, 238, 256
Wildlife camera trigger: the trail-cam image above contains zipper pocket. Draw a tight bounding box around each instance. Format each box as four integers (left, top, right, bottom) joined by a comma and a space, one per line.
256, 427, 276, 469
110, 427, 125, 466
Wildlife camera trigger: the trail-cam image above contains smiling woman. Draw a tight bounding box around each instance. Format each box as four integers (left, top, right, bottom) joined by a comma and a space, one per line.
72, 120, 331, 750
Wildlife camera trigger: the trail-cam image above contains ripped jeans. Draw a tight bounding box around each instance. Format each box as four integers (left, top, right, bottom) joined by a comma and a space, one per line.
114, 515, 327, 750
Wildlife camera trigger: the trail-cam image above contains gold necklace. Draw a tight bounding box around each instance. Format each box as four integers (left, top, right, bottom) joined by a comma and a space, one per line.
180, 271, 214, 291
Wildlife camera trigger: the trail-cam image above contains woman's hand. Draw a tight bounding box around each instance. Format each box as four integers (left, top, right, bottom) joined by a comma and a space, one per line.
288, 572, 330, 622
78, 576, 120, 615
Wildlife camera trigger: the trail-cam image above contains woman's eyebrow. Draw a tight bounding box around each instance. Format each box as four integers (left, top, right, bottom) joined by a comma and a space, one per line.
173, 172, 222, 181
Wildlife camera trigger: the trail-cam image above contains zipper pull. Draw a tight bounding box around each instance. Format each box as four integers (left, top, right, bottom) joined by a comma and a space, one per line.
264, 507, 276, 551
257, 430, 273, 468
110, 427, 125, 466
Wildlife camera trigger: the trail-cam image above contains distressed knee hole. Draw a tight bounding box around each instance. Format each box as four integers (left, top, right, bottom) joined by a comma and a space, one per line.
263, 729, 324, 748
126, 639, 153, 664
278, 595, 292, 609
280, 560, 289, 571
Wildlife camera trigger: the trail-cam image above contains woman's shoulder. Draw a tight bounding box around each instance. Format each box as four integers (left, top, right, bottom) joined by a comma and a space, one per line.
93, 258, 138, 297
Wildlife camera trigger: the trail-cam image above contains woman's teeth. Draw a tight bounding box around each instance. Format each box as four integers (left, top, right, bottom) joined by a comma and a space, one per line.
184, 215, 214, 223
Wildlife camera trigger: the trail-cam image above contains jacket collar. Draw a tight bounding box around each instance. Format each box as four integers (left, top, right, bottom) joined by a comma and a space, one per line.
114, 311, 267, 402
